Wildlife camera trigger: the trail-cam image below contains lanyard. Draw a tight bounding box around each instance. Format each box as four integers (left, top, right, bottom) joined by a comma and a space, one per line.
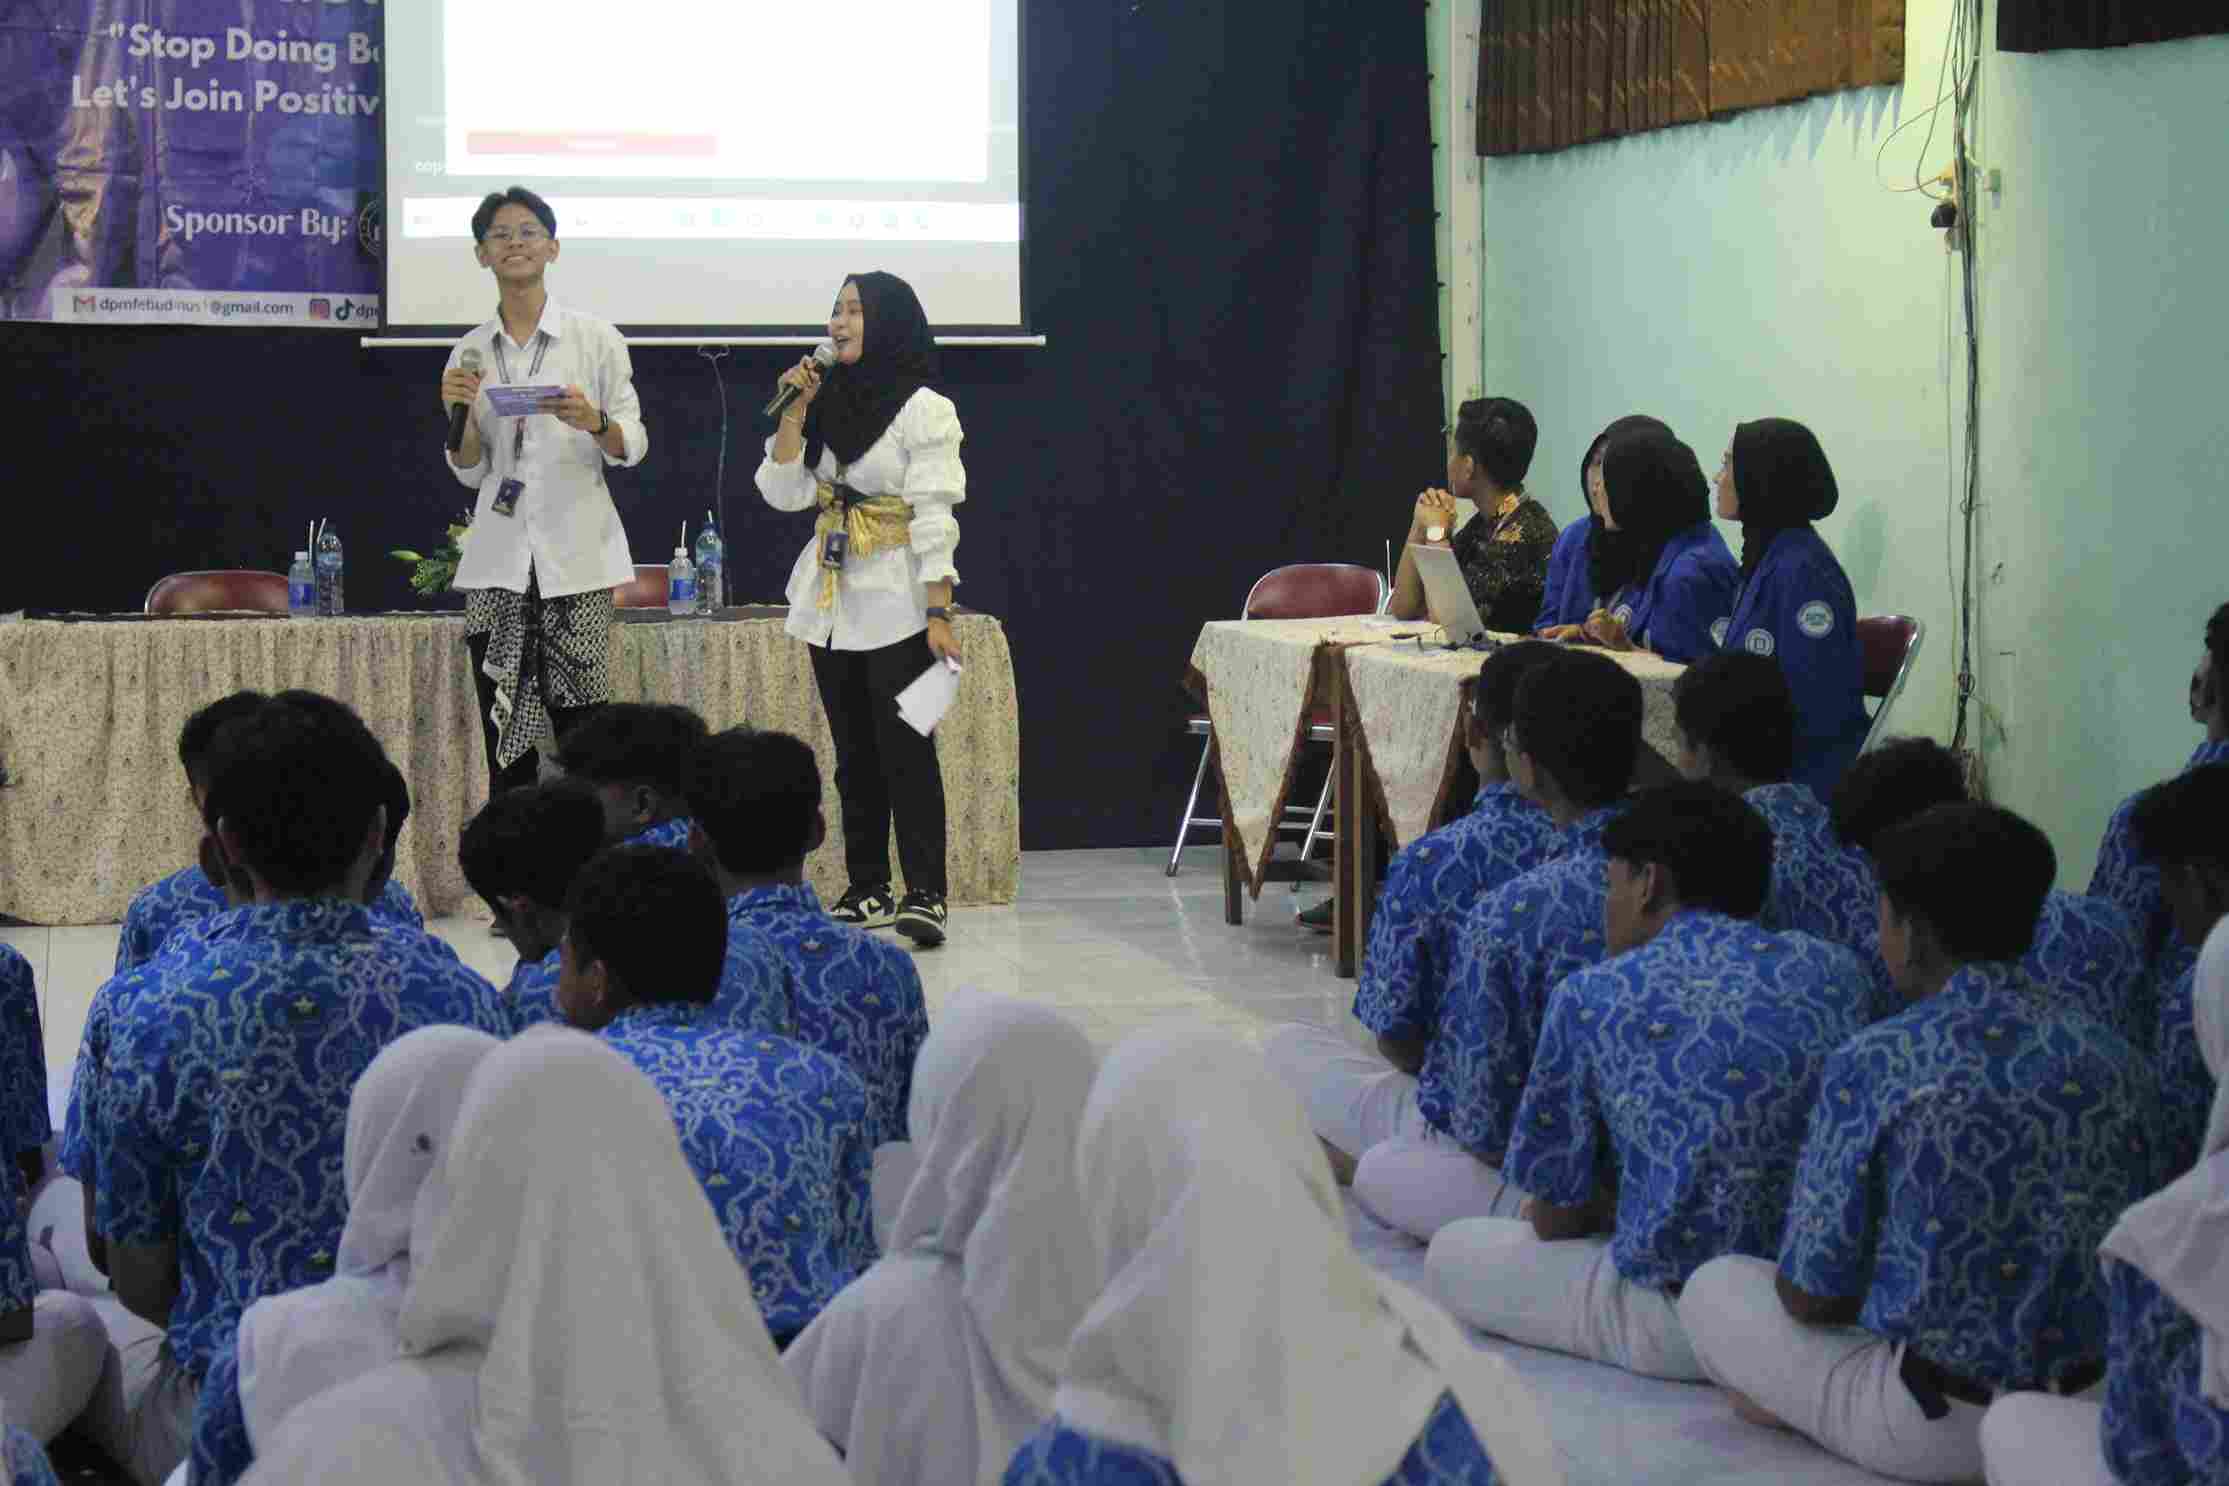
491, 328, 551, 463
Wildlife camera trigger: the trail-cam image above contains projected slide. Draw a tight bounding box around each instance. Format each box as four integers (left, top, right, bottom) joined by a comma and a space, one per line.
383, 0, 1022, 333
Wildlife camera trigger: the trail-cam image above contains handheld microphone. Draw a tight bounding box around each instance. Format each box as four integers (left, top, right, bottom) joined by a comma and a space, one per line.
446, 348, 483, 453
763, 341, 837, 420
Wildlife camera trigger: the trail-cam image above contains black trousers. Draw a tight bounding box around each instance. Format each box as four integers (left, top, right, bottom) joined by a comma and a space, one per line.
809, 631, 948, 896
466, 631, 602, 797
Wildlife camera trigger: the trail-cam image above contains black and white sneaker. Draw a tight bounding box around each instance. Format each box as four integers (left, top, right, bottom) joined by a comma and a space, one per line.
894, 891, 948, 948
830, 883, 897, 930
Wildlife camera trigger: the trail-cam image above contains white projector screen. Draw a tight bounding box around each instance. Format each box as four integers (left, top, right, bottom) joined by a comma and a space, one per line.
381, 0, 1024, 336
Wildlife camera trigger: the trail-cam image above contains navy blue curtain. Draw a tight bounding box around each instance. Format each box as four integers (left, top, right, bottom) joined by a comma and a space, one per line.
0, 0, 1445, 852
1998, 3, 2228, 51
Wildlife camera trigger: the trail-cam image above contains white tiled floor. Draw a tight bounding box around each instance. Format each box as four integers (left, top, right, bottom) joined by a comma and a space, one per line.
6, 847, 1365, 1104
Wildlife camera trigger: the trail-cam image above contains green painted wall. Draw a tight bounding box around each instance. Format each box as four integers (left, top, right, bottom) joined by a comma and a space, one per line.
1463, 1, 2227, 881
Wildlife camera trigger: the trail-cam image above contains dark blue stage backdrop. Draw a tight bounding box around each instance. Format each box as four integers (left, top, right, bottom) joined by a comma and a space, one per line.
2, 0, 1445, 852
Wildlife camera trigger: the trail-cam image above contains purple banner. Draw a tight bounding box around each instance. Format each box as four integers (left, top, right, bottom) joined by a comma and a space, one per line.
0, 0, 384, 327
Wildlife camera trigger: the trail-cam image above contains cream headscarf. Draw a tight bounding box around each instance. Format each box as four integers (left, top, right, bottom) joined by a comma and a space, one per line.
1052, 1024, 1563, 1486
395, 1026, 847, 1486
2101, 915, 2229, 1408
787, 995, 1101, 1484
235, 1025, 501, 1450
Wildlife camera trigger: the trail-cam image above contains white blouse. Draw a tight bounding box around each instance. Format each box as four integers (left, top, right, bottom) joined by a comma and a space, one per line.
755, 386, 965, 651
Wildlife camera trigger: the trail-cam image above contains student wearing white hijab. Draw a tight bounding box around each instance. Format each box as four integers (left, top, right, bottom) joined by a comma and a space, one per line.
236, 1027, 847, 1486
1004, 1025, 1563, 1486
786, 996, 1099, 1486
182, 1026, 502, 1486
1981, 916, 2229, 1486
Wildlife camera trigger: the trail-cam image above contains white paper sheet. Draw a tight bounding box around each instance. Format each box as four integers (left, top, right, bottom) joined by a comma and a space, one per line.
896, 658, 963, 736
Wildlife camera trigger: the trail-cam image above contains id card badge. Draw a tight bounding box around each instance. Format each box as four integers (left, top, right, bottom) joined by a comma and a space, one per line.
491, 478, 525, 518
820, 528, 849, 570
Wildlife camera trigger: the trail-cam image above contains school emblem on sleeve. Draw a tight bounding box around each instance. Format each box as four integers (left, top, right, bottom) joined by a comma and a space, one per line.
1613, 604, 1634, 626
1711, 618, 1731, 648
1744, 628, 1776, 657
1797, 601, 1835, 639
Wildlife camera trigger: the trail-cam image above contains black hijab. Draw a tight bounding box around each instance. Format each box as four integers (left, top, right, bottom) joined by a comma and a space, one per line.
1729, 418, 1839, 577
804, 271, 937, 470
1593, 430, 1712, 598
1579, 414, 1673, 601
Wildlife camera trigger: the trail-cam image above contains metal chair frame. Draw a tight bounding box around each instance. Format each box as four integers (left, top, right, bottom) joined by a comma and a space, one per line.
1167, 565, 1390, 878
1857, 614, 1926, 753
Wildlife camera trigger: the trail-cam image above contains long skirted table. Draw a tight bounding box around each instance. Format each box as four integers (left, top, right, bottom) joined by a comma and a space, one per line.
0, 608, 1020, 925
1187, 617, 1684, 975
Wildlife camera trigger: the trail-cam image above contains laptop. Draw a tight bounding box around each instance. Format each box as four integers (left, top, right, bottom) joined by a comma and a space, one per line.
1410, 543, 1490, 646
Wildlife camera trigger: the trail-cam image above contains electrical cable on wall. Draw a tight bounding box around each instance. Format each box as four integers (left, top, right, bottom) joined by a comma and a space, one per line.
1946, 0, 1982, 756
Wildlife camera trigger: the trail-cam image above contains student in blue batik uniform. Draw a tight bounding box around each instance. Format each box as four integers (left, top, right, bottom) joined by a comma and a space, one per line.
1569, 428, 1737, 665
1680, 803, 2165, 1485
1831, 738, 2150, 1038
556, 845, 875, 1346
553, 701, 708, 849
1265, 643, 1560, 1171
1535, 414, 1672, 636
1981, 918, 2229, 1486
2120, 764, 2229, 1175
1671, 651, 1875, 951
1352, 649, 1643, 1242
84, 694, 512, 1486
686, 728, 929, 1162
1711, 419, 1870, 801
0, 954, 44, 1203
1004, 1025, 1560, 1486
1428, 784, 1873, 1381
0, 1140, 105, 1445
2089, 602, 2229, 1015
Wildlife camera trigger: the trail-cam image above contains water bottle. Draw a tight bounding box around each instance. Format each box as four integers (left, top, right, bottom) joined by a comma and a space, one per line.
667, 547, 698, 616
287, 551, 316, 617
314, 526, 345, 616
692, 521, 724, 613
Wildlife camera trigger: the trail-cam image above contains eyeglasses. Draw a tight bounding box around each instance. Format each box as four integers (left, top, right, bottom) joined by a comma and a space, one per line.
483, 227, 549, 245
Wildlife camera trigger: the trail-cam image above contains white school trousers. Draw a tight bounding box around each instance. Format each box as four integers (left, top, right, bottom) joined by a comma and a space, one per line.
1262, 1023, 1527, 1239
1425, 1219, 1705, 1381
81, 1298, 196, 1486
1680, 1254, 1989, 1484
1980, 1394, 2111, 1486
0, 1290, 108, 1442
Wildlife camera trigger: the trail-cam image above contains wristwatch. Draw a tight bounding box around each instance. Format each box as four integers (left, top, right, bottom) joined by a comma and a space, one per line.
593, 409, 611, 437
926, 606, 951, 622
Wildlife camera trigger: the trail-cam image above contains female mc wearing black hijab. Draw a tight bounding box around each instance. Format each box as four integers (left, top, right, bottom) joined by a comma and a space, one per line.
1533, 414, 1670, 634
1571, 429, 1738, 664
1714, 418, 1870, 799
758, 272, 963, 946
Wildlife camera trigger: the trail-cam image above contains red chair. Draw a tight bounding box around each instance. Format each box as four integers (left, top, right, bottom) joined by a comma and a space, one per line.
613, 564, 672, 609
143, 570, 291, 616
1167, 563, 1389, 877
1855, 614, 1925, 753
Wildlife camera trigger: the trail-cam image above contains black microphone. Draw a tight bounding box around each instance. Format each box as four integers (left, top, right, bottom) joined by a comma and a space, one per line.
763, 341, 837, 419
446, 348, 483, 453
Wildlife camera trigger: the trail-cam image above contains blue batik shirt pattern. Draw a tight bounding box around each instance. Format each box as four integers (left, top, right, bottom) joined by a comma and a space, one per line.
96, 898, 511, 1375
715, 917, 799, 1040
599, 1003, 874, 1340
727, 884, 928, 1150
116, 864, 422, 974
1003, 1393, 1501, 1486
2023, 891, 2147, 1046
1719, 528, 1871, 801
1, 1426, 57, 1486
2101, 1257, 2229, 1486
2089, 739, 2229, 971
2154, 962, 2214, 1176
62, 913, 235, 1193
1743, 783, 1877, 957
1506, 912, 1873, 1292
1416, 806, 1621, 1162
1777, 962, 2164, 1390
0, 1162, 34, 1316
1355, 783, 1557, 1044
506, 948, 563, 1031
190, 1340, 255, 1486
0, 948, 47, 1162
1533, 517, 1594, 632
625, 816, 697, 851
1602, 523, 1738, 665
